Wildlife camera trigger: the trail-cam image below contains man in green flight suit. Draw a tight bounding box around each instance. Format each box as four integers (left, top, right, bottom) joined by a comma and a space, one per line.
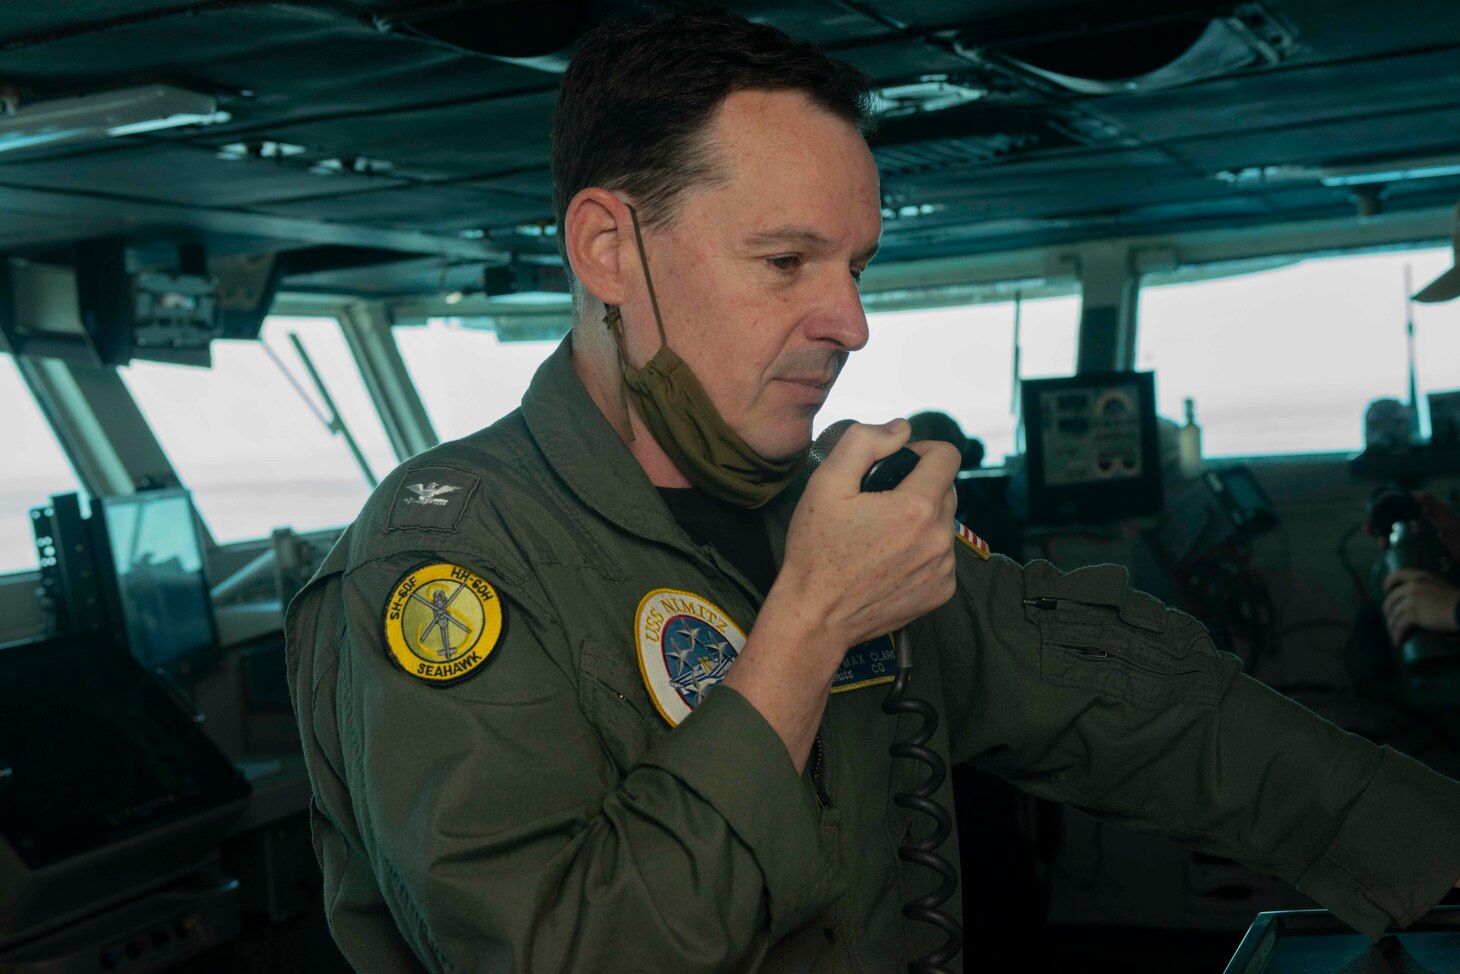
285, 8, 1460, 972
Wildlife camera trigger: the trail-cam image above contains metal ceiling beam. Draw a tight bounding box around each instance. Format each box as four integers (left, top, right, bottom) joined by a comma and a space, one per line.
0, 182, 503, 260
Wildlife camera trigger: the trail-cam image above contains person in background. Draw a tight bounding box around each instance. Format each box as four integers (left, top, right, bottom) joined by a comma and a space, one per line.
905, 410, 1023, 559
907, 410, 982, 473
1378, 492, 1460, 647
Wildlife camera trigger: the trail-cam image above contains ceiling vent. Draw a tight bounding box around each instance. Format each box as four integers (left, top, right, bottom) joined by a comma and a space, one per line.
953, 2, 1296, 95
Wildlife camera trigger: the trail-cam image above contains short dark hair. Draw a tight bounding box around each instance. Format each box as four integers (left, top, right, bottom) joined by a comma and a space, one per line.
551, 7, 877, 261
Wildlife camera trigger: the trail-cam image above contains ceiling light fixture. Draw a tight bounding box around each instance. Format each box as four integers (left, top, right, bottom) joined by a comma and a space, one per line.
1319, 159, 1460, 188
872, 76, 990, 117
0, 84, 230, 155
1213, 154, 1460, 188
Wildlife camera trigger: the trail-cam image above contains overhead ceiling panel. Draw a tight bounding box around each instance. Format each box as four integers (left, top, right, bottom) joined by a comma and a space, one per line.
726, 0, 887, 45
253, 89, 558, 182
0, 143, 410, 207
1094, 47, 1460, 143
184, 40, 551, 141
883, 148, 1178, 205
462, 168, 552, 198
0, 5, 348, 87
0, 4, 551, 141
934, 169, 1234, 222
870, 0, 1104, 30
834, 38, 986, 81
281, 254, 491, 296
256, 184, 550, 234
1165, 102, 1460, 172
1279, 0, 1460, 59
0, 0, 214, 42
0, 0, 1458, 276
0, 208, 127, 249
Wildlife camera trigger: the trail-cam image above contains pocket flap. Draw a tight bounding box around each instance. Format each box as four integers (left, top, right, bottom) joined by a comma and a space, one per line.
1024, 561, 1167, 633
1024, 560, 1127, 608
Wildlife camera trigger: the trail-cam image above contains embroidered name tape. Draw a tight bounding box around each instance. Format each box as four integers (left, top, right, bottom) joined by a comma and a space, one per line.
636, 589, 746, 727
383, 562, 504, 686
830, 634, 897, 693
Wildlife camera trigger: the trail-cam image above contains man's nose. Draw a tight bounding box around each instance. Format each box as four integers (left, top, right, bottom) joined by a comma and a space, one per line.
805, 273, 869, 351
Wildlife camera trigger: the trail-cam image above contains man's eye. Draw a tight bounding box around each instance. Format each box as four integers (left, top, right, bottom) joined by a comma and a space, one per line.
851, 267, 864, 284
767, 255, 801, 272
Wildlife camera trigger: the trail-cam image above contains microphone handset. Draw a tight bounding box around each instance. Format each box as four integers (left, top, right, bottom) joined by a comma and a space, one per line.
808, 421, 965, 974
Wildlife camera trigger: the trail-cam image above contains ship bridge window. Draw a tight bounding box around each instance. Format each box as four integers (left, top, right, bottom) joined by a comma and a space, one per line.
0, 354, 86, 573
392, 318, 561, 442
821, 293, 1082, 464
1136, 246, 1459, 458
118, 316, 398, 542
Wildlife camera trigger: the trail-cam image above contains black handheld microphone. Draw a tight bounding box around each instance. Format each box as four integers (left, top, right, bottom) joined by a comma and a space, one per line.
809, 418, 921, 492
811, 418, 991, 619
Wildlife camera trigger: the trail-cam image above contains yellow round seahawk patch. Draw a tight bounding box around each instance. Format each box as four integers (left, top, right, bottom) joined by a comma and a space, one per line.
383, 562, 505, 686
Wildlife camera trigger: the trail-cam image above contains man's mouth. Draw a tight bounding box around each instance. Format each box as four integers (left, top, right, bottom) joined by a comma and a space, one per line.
775, 375, 833, 404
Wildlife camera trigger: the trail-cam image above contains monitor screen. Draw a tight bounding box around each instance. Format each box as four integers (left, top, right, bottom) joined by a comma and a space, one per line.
1021, 371, 1162, 525
98, 489, 218, 675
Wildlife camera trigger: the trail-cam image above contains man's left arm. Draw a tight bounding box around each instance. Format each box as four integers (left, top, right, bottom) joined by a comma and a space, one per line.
925, 552, 1460, 942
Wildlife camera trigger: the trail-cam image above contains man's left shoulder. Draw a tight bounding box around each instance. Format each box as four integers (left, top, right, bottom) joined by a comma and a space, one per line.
349, 414, 540, 564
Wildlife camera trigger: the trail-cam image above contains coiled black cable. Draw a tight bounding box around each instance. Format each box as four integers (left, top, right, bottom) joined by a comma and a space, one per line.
806, 421, 965, 970
884, 655, 964, 973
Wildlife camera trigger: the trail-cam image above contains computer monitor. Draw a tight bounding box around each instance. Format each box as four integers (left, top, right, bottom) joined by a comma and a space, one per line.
95, 488, 219, 677
1021, 371, 1162, 526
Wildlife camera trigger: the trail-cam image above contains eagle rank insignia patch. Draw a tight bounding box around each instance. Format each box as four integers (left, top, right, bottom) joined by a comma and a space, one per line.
383, 562, 505, 686
387, 465, 479, 533
635, 589, 747, 727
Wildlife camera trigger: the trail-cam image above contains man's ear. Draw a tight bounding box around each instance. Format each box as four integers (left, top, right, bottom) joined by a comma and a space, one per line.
564, 188, 631, 307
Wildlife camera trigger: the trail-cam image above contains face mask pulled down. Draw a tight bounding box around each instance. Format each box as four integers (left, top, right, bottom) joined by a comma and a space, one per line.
604, 206, 804, 508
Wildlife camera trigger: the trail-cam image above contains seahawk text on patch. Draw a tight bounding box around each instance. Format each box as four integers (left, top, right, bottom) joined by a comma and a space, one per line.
636, 589, 747, 727
383, 562, 505, 686
387, 465, 479, 533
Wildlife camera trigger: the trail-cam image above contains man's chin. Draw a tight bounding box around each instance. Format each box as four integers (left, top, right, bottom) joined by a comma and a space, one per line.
735, 417, 817, 464
743, 421, 816, 463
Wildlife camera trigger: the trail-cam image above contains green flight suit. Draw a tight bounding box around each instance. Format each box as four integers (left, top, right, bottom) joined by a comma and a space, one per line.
285, 336, 1460, 973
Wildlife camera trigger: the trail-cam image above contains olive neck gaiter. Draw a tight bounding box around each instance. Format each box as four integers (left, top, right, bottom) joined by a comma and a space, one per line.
604, 206, 803, 508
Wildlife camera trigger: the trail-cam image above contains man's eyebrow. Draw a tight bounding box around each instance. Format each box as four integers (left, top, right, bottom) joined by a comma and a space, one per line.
742, 225, 881, 261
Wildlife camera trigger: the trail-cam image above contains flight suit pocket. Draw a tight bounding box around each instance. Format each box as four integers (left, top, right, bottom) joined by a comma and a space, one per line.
578, 639, 664, 771
1024, 563, 1219, 710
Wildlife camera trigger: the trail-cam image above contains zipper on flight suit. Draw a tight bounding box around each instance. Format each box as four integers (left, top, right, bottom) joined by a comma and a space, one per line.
1024, 596, 1112, 659
809, 734, 832, 809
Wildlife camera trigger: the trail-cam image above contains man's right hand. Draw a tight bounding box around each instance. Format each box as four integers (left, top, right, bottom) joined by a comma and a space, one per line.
773, 419, 961, 657
719, 419, 960, 772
